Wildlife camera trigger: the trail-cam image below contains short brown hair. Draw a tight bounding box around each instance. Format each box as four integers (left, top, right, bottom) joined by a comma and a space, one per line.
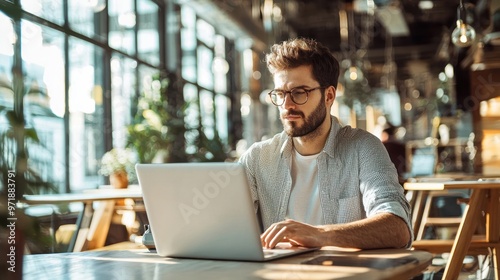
265, 38, 340, 88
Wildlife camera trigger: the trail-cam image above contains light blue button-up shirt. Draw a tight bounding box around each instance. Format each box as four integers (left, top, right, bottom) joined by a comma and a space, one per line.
239, 116, 413, 247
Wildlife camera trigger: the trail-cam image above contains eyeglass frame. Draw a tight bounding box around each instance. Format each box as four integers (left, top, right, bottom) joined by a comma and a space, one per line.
267, 86, 327, 106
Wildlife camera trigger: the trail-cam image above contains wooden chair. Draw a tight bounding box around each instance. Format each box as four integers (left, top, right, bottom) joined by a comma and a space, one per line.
411, 190, 490, 256
415, 191, 468, 241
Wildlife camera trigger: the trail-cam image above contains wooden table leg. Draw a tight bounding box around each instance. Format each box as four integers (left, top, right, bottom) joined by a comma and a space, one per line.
87, 200, 115, 250
70, 202, 94, 252
411, 190, 427, 238
442, 189, 486, 280
492, 246, 500, 280
487, 189, 500, 280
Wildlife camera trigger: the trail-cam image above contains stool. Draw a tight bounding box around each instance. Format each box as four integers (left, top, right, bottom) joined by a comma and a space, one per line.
416, 191, 468, 240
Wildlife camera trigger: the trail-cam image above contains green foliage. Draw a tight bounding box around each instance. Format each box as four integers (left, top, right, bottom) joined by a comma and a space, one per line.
1, 111, 57, 196
126, 72, 229, 164
190, 130, 228, 162
0, 63, 57, 255
342, 80, 374, 110
126, 73, 186, 163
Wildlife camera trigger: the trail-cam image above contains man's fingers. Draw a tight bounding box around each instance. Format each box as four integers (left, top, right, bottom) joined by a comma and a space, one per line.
267, 226, 287, 248
261, 223, 278, 246
261, 220, 305, 248
261, 223, 288, 248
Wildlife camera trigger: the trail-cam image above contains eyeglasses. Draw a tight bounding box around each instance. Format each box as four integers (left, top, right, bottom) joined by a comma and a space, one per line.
268, 86, 326, 106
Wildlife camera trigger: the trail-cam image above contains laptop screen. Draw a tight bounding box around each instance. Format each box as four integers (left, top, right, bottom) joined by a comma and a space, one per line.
410, 148, 436, 177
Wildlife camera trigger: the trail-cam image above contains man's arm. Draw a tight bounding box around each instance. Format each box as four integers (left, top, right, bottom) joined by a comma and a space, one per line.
261, 212, 410, 249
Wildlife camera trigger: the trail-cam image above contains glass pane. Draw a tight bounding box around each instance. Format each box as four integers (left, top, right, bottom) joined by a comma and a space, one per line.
213, 57, 228, 94
110, 54, 137, 149
213, 35, 228, 94
183, 83, 199, 129
196, 19, 214, 48
68, 0, 107, 42
200, 89, 214, 139
215, 94, 229, 143
181, 51, 196, 83
0, 13, 15, 195
68, 37, 105, 190
20, 21, 66, 192
183, 83, 198, 155
181, 6, 196, 83
137, 0, 159, 66
0, 13, 14, 112
181, 18, 196, 51
109, 0, 135, 55
197, 45, 213, 90
21, 0, 64, 26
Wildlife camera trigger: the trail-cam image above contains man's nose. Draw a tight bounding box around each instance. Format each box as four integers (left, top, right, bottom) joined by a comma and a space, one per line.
282, 93, 295, 108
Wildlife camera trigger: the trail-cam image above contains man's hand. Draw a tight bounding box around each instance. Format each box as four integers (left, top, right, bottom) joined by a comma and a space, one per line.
260, 213, 411, 250
261, 219, 325, 249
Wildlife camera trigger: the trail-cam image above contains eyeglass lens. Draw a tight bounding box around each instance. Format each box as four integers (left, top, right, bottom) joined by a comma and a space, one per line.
270, 89, 308, 105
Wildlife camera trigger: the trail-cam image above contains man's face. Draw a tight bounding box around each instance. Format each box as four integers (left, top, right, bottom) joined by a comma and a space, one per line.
273, 65, 328, 137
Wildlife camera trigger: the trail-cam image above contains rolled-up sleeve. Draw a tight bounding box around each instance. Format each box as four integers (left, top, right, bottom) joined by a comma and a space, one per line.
357, 132, 414, 247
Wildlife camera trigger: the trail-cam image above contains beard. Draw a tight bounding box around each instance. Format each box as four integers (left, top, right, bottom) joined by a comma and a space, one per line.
280, 100, 327, 137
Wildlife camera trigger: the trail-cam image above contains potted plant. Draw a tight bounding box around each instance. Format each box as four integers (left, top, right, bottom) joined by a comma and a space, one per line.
98, 148, 136, 189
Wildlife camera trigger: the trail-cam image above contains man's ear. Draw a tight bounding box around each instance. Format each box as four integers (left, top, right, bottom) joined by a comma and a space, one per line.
325, 85, 336, 105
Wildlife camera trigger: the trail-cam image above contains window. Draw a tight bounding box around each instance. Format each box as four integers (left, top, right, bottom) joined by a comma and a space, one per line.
0, 12, 15, 109
181, 6, 196, 83
68, 0, 106, 41
21, 20, 67, 191
110, 55, 136, 149
0, 1, 164, 193
21, 0, 64, 26
1, 1, 246, 193
197, 45, 213, 90
180, 5, 232, 152
137, 1, 160, 65
109, 0, 136, 56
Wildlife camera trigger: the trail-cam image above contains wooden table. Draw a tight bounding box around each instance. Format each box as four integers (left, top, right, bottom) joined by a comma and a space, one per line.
22, 187, 143, 252
23, 247, 433, 280
404, 179, 500, 280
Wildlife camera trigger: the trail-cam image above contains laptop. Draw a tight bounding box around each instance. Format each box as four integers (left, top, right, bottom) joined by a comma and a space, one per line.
136, 162, 318, 261
403, 147, 437, 181
410, 147, 437, 177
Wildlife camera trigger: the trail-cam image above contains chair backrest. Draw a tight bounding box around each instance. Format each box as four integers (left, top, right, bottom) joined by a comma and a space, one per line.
416, 190, 469, 240
429, 193, 467, 218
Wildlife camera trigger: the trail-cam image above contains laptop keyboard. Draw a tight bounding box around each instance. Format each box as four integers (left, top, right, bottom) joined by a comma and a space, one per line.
263, 248, 296, 256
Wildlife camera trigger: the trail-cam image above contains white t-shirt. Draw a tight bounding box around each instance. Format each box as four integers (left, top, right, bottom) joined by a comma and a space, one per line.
286, 149, 323, 225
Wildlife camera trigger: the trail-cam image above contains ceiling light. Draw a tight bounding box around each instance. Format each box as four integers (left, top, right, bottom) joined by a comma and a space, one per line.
451, 0, 476, 47
344, 65, 364, 82
418, 1, 434, 10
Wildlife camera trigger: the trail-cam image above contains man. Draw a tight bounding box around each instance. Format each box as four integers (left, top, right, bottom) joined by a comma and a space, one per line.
238, 38, 412, 250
